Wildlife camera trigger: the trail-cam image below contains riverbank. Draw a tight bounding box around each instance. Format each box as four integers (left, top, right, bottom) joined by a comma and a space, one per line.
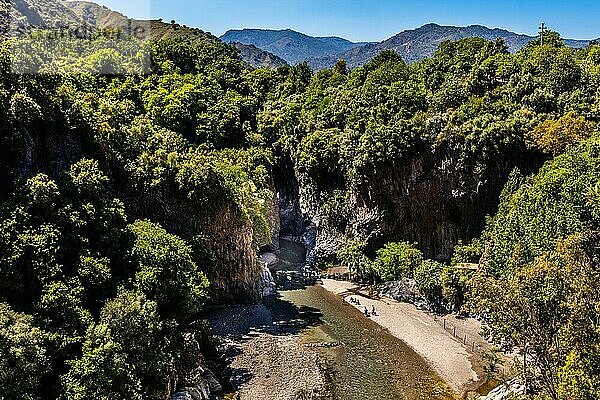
204, 304, 329, 399
319, 279, 487, 396
204, 285, 456, 400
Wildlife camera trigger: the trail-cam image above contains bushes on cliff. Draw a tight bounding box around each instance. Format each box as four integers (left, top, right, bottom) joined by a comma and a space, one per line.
0, 162, 211, 399
474, 133, 600, 277
63, 290, 168, 400
338, 238, 373, 279
340, 240, 467, 309
0, 29, 276, 399
338, 240, 425, 282
129, 220, 209, 321
469, 235, 600, 398
466, 135, 600, 397
413, 260, 444, 305
526, 112, 596, 155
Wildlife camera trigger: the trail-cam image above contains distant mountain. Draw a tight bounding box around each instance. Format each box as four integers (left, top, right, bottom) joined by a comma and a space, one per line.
230, 42, 288, 69
4, 4, 598, 71
309, 24, 598, 70
1, 0, 90, 35
65, 2, 287, 68
221, 28, 372, 65
0, 1, 283, 69
64, 1, 210, 41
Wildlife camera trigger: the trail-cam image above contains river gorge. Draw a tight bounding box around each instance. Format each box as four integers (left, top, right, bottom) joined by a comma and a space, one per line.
205, 240, 456, 400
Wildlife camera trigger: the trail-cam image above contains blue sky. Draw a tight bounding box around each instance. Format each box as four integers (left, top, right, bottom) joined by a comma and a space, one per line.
90, 0, 600, 42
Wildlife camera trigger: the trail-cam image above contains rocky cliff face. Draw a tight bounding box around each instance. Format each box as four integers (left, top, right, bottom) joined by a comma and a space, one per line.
126, 188, 268, 303
356, 148, 507, 259
199, 205, 264, 303
273, 153, 311, 242
288, 145, 524, 262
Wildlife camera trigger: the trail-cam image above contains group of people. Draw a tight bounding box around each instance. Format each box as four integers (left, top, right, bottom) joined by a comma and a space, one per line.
348, 296, 361, 306
347, 297, 378, 317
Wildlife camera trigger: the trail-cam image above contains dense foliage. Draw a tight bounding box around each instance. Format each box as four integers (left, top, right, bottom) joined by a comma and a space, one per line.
0, 30, 272, 399
314, 34, 600, 397
465, 135, 600, 399
2, 20, 600, 400
257, 31, 600, 261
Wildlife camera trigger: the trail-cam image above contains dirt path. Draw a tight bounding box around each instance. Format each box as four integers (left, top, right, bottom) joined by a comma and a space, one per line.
320, 279, 484, 395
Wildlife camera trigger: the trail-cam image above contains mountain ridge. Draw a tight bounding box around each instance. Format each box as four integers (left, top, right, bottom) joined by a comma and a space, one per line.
0, 0, 285, 69
3, 1, 599, 71
224, 24, 599, 70
1, 0, 90, 35
221, 28, 373, 65
230, 42, 289, 69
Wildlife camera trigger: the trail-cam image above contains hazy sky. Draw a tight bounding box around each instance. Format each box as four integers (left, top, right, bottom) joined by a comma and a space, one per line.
89, 0, 600, 42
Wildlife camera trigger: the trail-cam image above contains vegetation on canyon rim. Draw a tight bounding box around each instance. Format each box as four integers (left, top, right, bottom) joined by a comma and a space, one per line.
0, 20, 599, 399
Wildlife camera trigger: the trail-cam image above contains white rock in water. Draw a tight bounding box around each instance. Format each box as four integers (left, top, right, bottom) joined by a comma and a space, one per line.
479, 379, 526, 400
260, 265, 277, 296
259, 252, 278, 269
171, 391, 193, 400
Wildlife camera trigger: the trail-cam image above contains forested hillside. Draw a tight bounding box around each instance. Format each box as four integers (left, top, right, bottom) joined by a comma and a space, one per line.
230, 42, 289, 69
301, 33, 600, 398
269, 33, 599, 263
1, 0, 600, 398
0, 15, 282, 398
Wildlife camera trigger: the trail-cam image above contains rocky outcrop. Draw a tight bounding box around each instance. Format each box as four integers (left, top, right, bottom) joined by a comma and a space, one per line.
259, 258, 277, 297
126, 184, 266, 303
377, 279, 421, 303
290, 145, 526, 262
376, 279, 440, 312
169, 329, 225, 400
273, 154, 310, 242
202, 206, 264, 303
170, 369, 223, 400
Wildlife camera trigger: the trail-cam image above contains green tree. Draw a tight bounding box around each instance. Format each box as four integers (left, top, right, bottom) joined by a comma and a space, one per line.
0, 303, 50, 400
470, 235, 600, 398
372, 242, 423, 282
63, 290, 168, 400
414, 260, 444, 306
129, 220, 209, 321
338, 238, 373, 279
526, 112, 596, 155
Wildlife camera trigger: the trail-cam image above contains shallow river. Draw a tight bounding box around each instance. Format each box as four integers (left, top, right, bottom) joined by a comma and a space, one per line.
264, 240, 454, 400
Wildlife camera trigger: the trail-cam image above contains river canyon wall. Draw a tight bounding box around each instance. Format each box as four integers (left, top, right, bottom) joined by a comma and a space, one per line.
276, 143, 537, 263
